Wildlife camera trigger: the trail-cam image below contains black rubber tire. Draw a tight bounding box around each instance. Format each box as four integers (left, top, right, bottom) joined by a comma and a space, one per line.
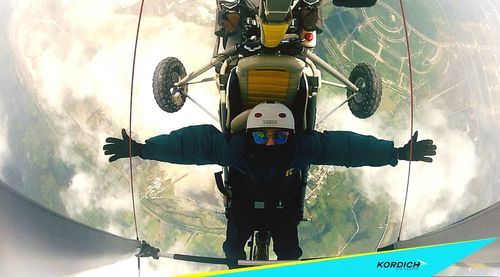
152, 57, 187, 113
253, 231, 270, 261
346, 63, 382, 119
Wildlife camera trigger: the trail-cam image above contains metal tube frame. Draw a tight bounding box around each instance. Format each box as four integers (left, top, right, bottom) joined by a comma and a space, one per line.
219, 54, 240, 132
303, 57, 319, 132
175, 46, 238, 87
238, 260, 296, 266
156, 251, 300, 266
321, 80, 347, 88
304, 49, 358, 92
317, 92, 357, 124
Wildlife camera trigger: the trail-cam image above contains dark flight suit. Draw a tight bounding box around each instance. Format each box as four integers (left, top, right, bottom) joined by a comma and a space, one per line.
138, 124, 398, 265
222, 165, 304, 266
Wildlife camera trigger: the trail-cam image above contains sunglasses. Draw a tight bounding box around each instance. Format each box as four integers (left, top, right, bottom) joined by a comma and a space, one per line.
252, 130, 289, 145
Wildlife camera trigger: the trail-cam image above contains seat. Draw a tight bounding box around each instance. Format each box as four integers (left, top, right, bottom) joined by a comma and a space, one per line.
236, 54, 305, 109
225, 54, 308, 133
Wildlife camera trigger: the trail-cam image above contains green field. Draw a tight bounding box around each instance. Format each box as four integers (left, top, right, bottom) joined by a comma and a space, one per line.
299, 167, 389, 257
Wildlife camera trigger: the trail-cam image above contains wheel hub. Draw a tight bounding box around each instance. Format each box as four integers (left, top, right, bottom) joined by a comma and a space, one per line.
170, 72, 180, 84
354, 77, 366, 103
168, 72, 183, 98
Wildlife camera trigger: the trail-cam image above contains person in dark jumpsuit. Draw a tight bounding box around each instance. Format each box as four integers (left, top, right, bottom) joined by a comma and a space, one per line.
103, 102, 436, 268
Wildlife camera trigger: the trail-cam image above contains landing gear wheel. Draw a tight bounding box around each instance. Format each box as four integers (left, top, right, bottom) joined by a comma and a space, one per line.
346, 63, 382, 119
153, 57, 187, 113
253, 231, 270, 261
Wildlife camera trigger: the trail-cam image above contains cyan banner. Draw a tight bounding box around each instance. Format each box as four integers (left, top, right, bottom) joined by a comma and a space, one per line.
184, 238, 496, 277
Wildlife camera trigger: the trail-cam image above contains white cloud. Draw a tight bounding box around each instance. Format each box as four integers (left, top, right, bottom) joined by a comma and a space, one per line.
101, 192, 134, 212
400, 120, 479, 238
9, 0, 218, 212
10, 0, 218, 126
317, 95, 480, 239
60, 172, 97, 216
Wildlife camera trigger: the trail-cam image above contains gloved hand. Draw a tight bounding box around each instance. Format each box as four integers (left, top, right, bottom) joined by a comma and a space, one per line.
103, 129, 144, 162
397, 131, 437, 162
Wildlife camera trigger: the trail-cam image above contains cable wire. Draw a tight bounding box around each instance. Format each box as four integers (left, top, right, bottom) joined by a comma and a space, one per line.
129, 0, 145, 243
397, 0, 415, 240
129, 0, 145, 275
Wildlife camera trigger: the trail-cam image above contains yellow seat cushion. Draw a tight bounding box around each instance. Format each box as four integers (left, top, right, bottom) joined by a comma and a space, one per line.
236, 54, 305, 110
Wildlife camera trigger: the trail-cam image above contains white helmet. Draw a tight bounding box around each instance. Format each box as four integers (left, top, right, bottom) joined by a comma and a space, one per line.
246, 102, 295, 131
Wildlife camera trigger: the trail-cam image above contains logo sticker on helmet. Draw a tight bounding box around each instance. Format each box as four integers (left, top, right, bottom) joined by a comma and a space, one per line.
262, 119, 278, 125
263, 119, 278, 125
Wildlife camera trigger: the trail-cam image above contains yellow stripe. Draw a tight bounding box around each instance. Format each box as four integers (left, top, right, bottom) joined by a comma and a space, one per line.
248, 85, 288, 93
248, 69, 289, 79
248, 75, 289, 85
248, 70, 289, 95
246, 92, 290, 99
261, 22, 289, 48
250, 67, 288, 72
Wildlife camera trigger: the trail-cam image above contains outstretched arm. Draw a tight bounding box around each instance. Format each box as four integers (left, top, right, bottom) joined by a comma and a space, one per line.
310, 130, 398, 167
103, 125, 228, 165
307, 130, 436, 167
141, 125, 227, 165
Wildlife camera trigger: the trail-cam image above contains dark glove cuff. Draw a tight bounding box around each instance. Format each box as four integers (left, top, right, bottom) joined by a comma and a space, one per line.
135, 143, 145, 158
396, 147, 405, 160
